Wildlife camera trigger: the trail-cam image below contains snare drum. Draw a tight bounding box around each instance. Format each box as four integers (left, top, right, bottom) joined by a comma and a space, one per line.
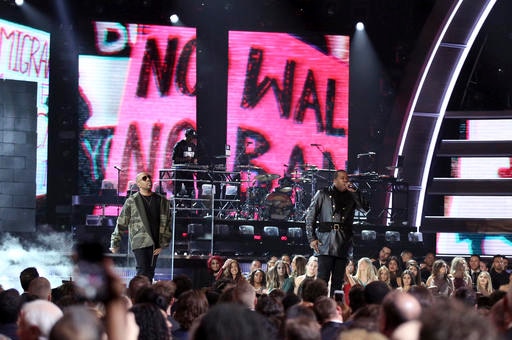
264, 192, 293, 220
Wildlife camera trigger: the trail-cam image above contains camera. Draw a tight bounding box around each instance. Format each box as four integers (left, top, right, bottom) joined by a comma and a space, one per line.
73, 241, 110, 302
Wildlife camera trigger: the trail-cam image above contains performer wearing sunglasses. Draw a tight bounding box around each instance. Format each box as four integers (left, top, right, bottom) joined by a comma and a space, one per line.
110, 172, 171, 281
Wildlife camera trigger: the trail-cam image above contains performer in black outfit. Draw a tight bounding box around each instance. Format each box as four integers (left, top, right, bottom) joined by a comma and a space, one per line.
172, 128, 198, 196
305, 169, 369, 296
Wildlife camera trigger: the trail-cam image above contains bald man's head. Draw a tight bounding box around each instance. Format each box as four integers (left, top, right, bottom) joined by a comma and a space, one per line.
379, 291, 421, 337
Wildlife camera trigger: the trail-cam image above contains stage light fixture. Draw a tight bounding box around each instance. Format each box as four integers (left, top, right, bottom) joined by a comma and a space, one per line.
408, 232, 423, 243
15, 0, 24, 6
385, 231, 400, 242
361, 230, 376, 241
356, 22, 364, 31
170, 14, 179, 24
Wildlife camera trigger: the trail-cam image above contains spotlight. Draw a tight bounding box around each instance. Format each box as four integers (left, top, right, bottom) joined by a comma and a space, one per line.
356, 22, 364, 31
170, 14, 179, 24
15, 0, 24, 6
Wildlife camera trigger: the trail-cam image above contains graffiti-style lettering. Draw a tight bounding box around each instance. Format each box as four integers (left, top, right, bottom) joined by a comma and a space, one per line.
234, 127, 270, 169
136, 37, 196, 98
0, 26, 50, 79
240, 47, 343, 135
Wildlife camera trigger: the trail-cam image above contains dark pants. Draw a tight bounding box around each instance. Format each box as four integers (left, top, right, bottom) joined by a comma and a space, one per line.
317, 255, 347, 296
133, 246, 158, 282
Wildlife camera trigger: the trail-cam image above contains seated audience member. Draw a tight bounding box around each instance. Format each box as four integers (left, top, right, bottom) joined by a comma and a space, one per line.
248, 269, 267, 295
49, 305, 104, 340
172, 290, 208, 340
346, 304, 381, 332
372, 246, 392, 269
406, 263, 424, 287
396, 270, 416, 293
28, 277, 52, 301
347, 284, 366, 315
419, 298, 497, 340
420, 252, 435, 283
131, 303, 170, 340
479, 259, 489, 272
267, 260, 289, 292
17, 300, 63, 340
499, 272, 512, 292
426, 259, 454, 297
255, 294, 284, 339
295, 256, 318, 295
490, 255, 509, 290
191, 303, 270, 340
206, 255, 224, 283
282, 293, 301, 312
19, 267, 39, 294
233, 280, 257, 310
282, 255, 307, 294
476, 271, 494, 296
221, 259, 245, 283
400, 250, 414, 269
346, 258, 377, 288
342, 260, 355, 306
301, 279, 328, 306
452, 286, 477, 308
364, 281, 390, 305
313, 296, 346, 340
284, 317, 321, 340
0, 288, 21, 340
376, 266, 391, 288
467, 254, 481, 291
407, 285, 434, 310
378, 290, 421, 338
450, 257, 472, 290
286, 303, 317, 323
127, 275, 151, 305
387, 256, 403, 289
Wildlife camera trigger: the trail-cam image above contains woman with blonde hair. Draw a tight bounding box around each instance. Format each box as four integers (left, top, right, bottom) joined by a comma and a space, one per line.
476, 271, 493, 296
377, 265, 391, 288
346, 257, 377, 287
450, 256, 472, 290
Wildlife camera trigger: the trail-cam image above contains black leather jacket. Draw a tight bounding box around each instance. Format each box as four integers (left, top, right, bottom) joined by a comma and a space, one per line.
305, 185, 369, 258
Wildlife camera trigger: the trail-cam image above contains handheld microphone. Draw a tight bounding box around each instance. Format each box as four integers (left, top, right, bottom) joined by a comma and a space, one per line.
311, 143, 322, 146
114, 166, 125, 172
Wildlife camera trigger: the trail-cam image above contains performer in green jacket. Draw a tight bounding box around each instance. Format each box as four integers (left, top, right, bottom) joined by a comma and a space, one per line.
110, 172, 171, 281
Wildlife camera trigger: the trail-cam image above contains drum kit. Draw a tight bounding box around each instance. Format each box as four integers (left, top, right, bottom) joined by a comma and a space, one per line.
234, 163, 320, 221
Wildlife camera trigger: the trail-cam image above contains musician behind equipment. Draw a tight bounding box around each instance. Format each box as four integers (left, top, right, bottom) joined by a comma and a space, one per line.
172, 128, 198, 196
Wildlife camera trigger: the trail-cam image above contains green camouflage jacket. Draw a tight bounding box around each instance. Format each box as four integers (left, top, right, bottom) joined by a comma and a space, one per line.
110, 192, 171, 250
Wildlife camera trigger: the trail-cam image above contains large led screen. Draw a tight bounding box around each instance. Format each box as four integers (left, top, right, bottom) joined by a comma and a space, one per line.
79, 22, 196, 197
437, 119, 512, 255
0, 19, 50, 197
227, 31, 350, 192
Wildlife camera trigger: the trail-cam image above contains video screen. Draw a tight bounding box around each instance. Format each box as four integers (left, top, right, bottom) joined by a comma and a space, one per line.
227, 31, 350, 194
78, 22, 197, 197
437, 119, 512, 255
0, 19, 50, 197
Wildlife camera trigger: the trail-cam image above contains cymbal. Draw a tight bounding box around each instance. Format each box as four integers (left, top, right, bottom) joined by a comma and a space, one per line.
255, 173, 280, 182
237, 165, 261, 170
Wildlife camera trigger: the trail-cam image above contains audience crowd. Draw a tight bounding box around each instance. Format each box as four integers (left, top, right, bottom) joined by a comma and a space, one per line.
1, 245, 512, 340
